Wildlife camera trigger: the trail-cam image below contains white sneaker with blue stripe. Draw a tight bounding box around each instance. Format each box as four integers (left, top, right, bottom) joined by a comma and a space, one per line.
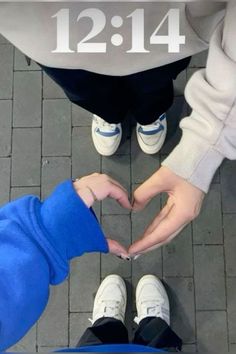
134, 275, 170, 325
136, 113, 167, 155
90, 274, 127, 324
92, 115, 122, 156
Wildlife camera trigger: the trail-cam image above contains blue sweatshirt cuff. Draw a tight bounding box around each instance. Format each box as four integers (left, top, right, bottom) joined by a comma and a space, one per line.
40, 180, 109, 261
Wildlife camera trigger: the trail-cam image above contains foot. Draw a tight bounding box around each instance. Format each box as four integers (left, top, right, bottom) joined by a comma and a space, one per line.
90, 274, 127, 325
134, 275, 170, 325
136, 113, 167, 155
92, 115, 122, 156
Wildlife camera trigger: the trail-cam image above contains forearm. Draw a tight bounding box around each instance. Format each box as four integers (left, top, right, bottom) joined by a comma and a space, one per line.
163, 0, 236, 193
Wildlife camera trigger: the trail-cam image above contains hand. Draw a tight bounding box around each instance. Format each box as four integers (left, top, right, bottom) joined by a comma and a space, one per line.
73, 173, 132, 258
129, 166, 205, 256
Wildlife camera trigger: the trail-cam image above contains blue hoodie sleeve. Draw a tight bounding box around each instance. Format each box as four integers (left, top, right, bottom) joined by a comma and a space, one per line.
0, 180, 108, 351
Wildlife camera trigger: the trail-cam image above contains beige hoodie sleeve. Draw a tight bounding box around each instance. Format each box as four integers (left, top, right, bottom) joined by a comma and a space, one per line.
162, 0, 236, 193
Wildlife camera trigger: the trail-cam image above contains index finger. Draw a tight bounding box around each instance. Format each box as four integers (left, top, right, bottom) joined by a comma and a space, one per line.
108, 182, 132, 210
129, 204, 188, 255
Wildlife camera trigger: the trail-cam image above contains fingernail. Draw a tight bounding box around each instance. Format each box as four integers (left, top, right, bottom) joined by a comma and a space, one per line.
133, 254, 141, 260
121, 254, 131, 261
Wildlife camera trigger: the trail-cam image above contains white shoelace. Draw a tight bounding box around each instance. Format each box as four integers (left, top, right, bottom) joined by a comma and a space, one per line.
89, 300, 121, 324
94, 116, 118, 132
140, 119, 162, 132
134, 299, 167, 324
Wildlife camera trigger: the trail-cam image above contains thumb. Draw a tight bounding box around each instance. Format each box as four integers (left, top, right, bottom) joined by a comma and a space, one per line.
106, 238, 130, 259
133, 171, 166, 211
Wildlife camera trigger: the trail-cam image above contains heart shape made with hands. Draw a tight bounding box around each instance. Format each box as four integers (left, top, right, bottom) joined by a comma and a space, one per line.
74, 168, 205, 260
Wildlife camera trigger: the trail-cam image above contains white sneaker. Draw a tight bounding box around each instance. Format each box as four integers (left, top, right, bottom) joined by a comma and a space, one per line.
90, 274, 127, 325
136, 113, 167, 155
134, 275, 170, 325
92, 115, 122, 156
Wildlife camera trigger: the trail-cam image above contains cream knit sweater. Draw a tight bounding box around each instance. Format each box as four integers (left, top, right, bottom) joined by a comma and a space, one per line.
0, 1, 235, 192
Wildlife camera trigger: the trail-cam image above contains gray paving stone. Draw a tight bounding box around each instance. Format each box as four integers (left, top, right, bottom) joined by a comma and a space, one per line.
37, 282, 69, 347
11, 128, 41, 186
196, 311, 228, 352
164, 277, 195, 343
14, 48, 40, 71
186, 68, 199, 82
194, 245, 226, 310
13, 71, 42, 127
102, 155, 131, 215
43, 73, 66, 99
41, 157, 71, 199
101, 215, 131, 278
212, 168, 220, 184
0, 34, 9, 44
182, 344, 197, 352
131, 248, 162, 284
8, 324, 37, 352
0, 44, 13, 99
70, 254, 100, 312
43, 99, 71, 156
227, 277, 236, 343
92, 202, 101, 223
131, 188, 162, 284
193, 184, 223, 245
69, 312, 91, 347
189, 50, 208, 68
72, 127, 101, 177
131, 129, 160, 184
72, 104, 93, 127
163, 225, 193, 277
224, 214, 236, 276
11, 186, 40, 201
0, 100, 12, 156
115, 117, 131, 156
221, 160, 236, 213
161, 96, 188, 156
230, 343, 236, 352
224, 214, 236, 277
174, 69, 187, 96
0, 158, 10, 205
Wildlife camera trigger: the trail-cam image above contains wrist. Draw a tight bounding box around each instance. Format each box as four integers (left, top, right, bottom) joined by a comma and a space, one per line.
73, 181, 94, 208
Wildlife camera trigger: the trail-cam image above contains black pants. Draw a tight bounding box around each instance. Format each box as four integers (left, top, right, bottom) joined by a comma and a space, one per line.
77, 317, 182, 352
40, 57, 191, 125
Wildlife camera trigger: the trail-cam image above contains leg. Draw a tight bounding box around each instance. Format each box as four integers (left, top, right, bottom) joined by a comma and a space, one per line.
76, 275, 128, 347
40, 65, 126, 155
40, 65, 128, 124
133, 317, 182, 352
126, 57, 191, 125
133, 275, 182, 352
77, 317, 129, 347
126, 57, 191, 154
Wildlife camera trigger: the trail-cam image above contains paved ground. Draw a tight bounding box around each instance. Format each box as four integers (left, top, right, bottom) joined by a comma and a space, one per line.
1, 34, 236, 353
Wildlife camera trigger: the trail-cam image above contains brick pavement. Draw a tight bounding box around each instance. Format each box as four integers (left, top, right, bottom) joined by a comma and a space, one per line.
1, 36, 236, 352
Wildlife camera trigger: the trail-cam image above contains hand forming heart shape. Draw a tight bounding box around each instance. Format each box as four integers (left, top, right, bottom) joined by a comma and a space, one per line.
73, 169, 205, 258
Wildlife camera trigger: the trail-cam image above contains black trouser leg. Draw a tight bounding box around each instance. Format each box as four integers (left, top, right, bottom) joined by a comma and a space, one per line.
40, 56, 191, 126
126, 57, 191, 125
76, 318, 129, 347
133, 317, 182, 352
40, 65, 129, 124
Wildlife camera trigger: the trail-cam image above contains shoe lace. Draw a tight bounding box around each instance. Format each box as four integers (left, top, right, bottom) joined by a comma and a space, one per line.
89, 300, 121, 324
94, 116, 117, 132
142, 299, 165, 316
134, 299, 165, 324
140, 119, 162, 132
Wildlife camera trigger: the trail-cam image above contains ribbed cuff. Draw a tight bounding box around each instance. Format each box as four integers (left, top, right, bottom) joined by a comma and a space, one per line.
40, 180, 109, 261
162, 132, 224, 193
